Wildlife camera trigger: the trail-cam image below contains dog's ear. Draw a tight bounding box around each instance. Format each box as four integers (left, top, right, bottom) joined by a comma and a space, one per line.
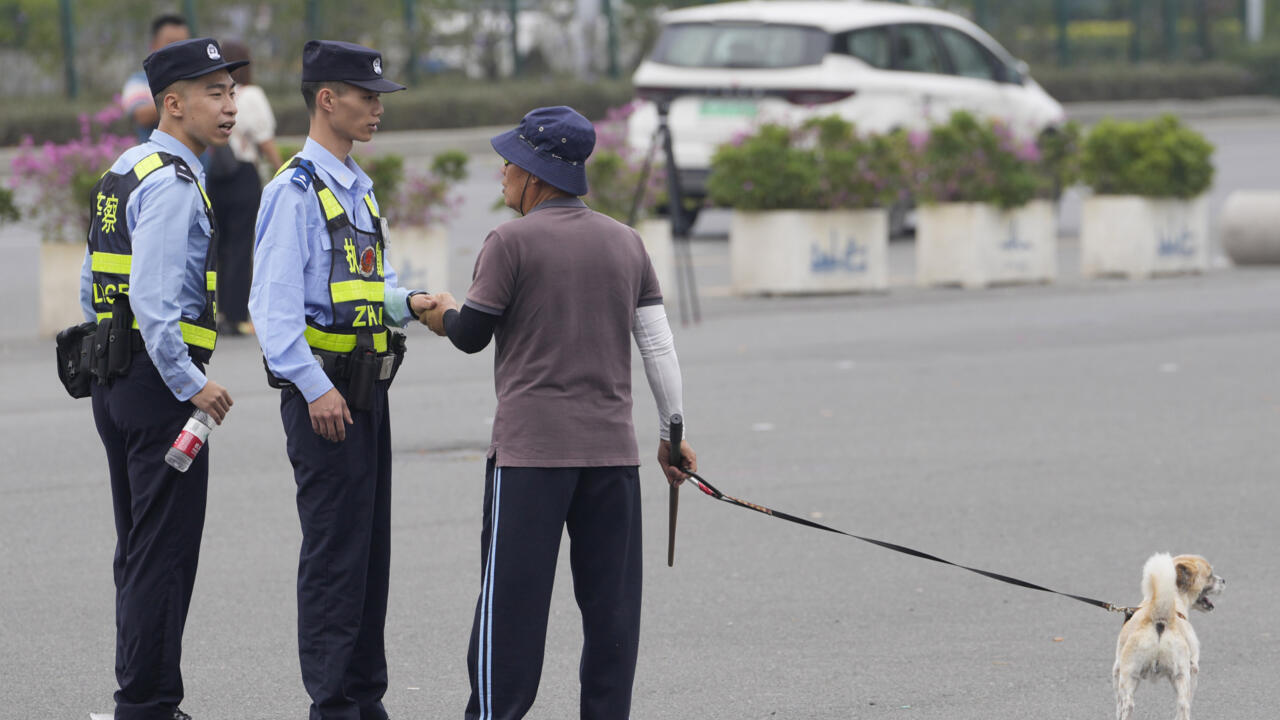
1175, 560, 1198, 592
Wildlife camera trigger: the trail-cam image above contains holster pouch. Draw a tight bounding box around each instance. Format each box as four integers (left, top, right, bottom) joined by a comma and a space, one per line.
387, 330, 407, 385
104, 295, 134, 381
346, 348, 378, 412
55, 321, 97, 399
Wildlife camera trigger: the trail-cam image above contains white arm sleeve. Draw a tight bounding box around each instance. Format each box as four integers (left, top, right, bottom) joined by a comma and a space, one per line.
633, 304, 684, 440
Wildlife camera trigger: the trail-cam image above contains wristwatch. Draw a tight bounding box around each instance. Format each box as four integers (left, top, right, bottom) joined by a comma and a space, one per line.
407, 290, 429, 319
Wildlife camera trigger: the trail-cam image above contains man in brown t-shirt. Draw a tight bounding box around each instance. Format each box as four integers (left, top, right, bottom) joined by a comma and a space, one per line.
421, 106, 697, 720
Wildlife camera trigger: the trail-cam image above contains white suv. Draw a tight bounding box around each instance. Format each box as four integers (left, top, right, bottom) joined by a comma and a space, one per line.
627, 0, 1065, 200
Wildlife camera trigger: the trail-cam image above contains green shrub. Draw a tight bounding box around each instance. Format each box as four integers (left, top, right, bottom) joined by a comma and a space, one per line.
355, 153, 405, 208
0, 187, 19, 224
0, 79, 636, 146
1036, 120, 1084, 197
1081, 114, 1214, 197
910, 111, 1040, 210
271, 79, 636, 138
1226, 39, 1280, 96
1032, 62, 1260, 102
706, 117, 901, 211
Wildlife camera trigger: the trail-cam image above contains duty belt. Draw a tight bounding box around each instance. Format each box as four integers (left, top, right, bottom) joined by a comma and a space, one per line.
312, 349, 397, 382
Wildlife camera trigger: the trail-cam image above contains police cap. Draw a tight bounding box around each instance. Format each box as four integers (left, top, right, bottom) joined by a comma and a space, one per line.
302, 40, 406, 93
144, 38, 248, 97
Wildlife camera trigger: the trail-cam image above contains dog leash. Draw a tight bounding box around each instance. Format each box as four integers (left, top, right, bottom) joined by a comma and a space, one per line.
678, 468, 1133, 617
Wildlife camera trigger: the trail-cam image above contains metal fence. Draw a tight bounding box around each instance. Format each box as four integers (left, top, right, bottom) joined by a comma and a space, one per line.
1, 0, 1276, 99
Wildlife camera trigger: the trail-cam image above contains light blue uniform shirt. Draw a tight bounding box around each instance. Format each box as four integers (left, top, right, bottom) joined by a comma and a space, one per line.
79, 129, 213, 402
250, 137, 416, 403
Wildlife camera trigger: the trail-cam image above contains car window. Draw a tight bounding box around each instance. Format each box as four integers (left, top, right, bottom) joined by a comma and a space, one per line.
935, 26, 998, 81
650, 22, 830, 68
837, 27, 891, 69
890, 24, 944, 74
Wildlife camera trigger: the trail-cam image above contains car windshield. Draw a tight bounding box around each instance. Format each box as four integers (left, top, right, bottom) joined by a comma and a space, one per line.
650, 22, 830, 68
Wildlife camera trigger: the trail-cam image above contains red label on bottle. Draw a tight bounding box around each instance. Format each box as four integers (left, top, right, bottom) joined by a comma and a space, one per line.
172, 430, 204, 458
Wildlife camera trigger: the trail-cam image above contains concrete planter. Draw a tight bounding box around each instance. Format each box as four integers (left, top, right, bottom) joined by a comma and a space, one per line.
636, 218, 675, 298
915, 200, 1057, 289
730, 208, 888, 295
1081, 195, 1209, 279
40, 242, 86, 337
389, 224, 449, 293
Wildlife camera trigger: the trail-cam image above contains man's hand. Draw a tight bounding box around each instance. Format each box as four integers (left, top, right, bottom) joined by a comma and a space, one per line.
408, 292, 437, 320
190, 379, 233, 424
309, 387, 353, 442
658, 438, 696, 487
420, 292, 459, 337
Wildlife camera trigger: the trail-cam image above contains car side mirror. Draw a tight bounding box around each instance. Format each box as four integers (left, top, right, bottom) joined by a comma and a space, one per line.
1010, 59, 1030, 84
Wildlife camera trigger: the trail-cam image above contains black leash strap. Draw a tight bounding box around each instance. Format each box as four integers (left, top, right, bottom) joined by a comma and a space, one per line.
682, 471, 1130, 616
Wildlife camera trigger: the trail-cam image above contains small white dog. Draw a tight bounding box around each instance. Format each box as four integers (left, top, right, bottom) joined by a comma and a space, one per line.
1113, 553, 1224, 720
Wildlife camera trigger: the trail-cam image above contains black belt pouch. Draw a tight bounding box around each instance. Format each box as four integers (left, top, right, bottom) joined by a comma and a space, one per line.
346, 348, 377, 412
55, 321, 97, 398
105, 295, 134, 379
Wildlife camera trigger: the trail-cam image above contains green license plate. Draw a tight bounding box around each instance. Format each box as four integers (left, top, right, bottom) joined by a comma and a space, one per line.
700, 99, 758, 117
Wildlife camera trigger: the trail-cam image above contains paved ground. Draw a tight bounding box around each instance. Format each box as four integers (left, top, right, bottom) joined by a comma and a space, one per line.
2, 236, 1278, 718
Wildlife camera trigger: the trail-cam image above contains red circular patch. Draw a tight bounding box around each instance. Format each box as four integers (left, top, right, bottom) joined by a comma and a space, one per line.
359, 247, 376, 277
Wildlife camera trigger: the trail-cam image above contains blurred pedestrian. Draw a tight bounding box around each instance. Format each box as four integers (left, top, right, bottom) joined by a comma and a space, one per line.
121, 14, 190, 143
206, 39, 280, 336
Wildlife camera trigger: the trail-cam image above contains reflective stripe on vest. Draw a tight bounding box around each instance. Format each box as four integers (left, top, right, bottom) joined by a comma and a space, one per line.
280, 156, 388, 355
87, 152, 219, 353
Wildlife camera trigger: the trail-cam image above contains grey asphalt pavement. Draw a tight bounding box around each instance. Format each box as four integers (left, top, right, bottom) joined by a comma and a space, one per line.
2, 246, 1278, 718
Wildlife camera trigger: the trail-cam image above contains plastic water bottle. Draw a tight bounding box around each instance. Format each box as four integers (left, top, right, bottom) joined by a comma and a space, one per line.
165, 409, 214, 473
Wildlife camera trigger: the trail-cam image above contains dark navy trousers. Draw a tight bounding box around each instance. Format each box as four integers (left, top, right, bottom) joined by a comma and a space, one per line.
91, 351, 208, 720
280, 380, 392, 720
465, 460, 643, 720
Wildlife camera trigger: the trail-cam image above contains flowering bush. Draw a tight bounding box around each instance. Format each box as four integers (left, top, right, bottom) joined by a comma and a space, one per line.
907, 111, 1040, 210
9, 99, 134, 243
706, 116, 903, 211
1081, 114, 1214, 198
585, 102, 666, 224
389, 150, 468, 229
1036, 120, 1083, 198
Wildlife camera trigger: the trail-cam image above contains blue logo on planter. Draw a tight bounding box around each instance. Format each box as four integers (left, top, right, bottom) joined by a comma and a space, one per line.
1157, 227, 1196, 257
1000, 219, 1031, 252
811, 230, 867, 274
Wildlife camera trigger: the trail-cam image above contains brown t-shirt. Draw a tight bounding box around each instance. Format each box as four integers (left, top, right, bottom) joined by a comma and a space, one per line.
464, 197, 663, 467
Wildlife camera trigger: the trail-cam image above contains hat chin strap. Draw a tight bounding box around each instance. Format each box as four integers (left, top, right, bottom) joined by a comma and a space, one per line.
516, 173, 533, 217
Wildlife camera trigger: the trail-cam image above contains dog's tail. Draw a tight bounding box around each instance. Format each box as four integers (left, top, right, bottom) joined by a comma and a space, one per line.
1143, 553, 1178, 634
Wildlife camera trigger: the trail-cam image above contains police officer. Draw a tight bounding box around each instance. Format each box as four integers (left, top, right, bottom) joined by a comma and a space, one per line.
80, 37, 241, 720
248, 40, 433, 720
419, 106, 698, 720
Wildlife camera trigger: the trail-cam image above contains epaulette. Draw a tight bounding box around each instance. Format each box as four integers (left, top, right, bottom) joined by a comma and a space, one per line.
289, 159, 316, 192
172, 161, 196, 184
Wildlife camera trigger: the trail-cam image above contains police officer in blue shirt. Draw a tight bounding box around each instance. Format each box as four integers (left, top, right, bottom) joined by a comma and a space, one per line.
249, 40, 434, 720
79, 37, 241, 720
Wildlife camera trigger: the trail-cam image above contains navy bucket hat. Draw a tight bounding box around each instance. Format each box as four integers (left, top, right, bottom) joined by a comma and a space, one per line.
491, 106, 595, 196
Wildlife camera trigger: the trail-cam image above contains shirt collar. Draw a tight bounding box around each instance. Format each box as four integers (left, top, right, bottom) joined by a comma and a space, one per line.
299, 137, 370, 195
148, 129, 205, 181
528, 197, 587, 214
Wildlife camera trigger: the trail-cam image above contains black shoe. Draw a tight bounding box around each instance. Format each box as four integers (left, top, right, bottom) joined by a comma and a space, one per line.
173, 709, 192, 720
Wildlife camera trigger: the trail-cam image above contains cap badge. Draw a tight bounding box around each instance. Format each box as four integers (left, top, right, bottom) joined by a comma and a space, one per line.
206, 43, 221, 60
372, 58, 382, 75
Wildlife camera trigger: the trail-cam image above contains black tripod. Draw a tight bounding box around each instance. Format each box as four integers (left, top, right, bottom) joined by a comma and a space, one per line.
628, 101, 700, 326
